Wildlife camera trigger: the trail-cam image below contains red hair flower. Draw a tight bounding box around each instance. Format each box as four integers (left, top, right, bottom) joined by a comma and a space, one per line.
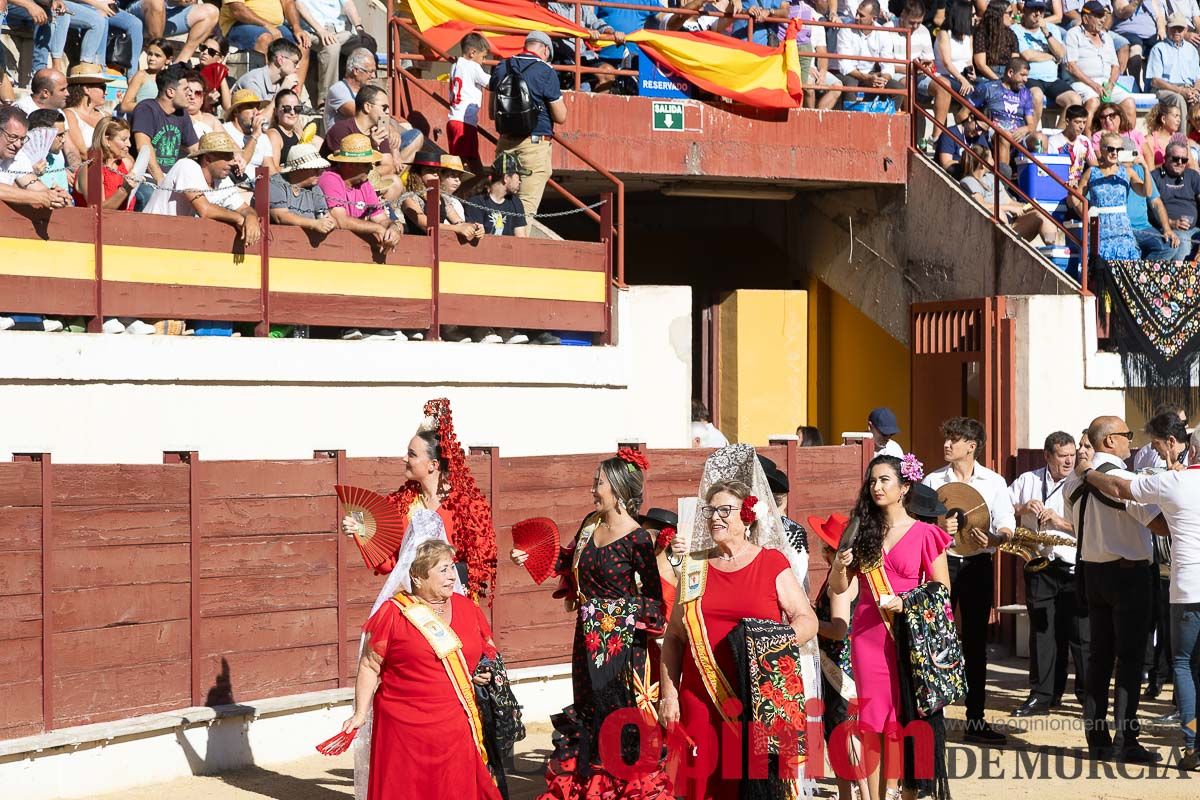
740, 495, 759, 525
655, 526, 676, 554
616, 447, 650, 473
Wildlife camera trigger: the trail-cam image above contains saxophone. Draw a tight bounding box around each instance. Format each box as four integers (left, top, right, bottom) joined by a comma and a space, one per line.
999, 527, 1077, 573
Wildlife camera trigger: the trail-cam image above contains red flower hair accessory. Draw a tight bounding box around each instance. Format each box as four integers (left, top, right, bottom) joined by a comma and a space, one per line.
740, 495, 760, 526
616, 447, 650, 473
655, 525, 676, 554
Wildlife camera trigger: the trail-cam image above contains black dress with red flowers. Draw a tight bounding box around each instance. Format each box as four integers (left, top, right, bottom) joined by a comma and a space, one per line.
539, 517, 670, 800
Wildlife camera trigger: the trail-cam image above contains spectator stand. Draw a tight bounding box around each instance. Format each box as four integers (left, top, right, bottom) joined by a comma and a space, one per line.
0, 160, 613, 343
388, 13, 628, 285
908, 63, 1097, 295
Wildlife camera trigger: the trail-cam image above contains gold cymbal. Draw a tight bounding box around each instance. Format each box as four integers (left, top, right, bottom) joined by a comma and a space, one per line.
937, 482, 992, 557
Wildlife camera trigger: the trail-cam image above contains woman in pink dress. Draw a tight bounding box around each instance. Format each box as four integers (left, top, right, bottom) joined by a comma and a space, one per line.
828, 455, 951, 800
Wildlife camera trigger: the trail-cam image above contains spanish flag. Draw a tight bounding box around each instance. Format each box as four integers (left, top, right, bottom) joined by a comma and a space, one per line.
627, 23, 805, 110
404, 0, 593, 55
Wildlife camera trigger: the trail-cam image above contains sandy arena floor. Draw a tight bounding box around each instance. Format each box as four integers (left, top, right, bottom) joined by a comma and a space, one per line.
91, 651, 1197, 800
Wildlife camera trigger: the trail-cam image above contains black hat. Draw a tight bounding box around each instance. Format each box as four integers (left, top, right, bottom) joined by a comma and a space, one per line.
906, 483, 947, 519
639, 507, 678, 529
757, 455, 789, 495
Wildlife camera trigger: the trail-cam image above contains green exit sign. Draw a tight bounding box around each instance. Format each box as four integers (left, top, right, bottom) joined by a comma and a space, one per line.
652, 101, 685, 131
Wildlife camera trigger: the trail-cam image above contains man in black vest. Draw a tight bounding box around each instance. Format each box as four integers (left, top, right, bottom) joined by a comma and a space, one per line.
1065, 415, 1170, 763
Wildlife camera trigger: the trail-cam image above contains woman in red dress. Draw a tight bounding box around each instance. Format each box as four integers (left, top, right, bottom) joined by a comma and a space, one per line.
659, 476, 818, 800
343, 536, 501, 800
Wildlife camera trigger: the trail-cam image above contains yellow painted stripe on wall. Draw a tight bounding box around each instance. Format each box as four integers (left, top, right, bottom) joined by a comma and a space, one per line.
271, 257, 432, 299
103, 245, 260, 289
0, 238, 94, 280
440, 262, 605, 303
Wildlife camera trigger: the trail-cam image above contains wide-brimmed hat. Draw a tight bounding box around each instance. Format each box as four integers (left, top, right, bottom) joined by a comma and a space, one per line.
757, 454, 789, 495
191, 131, 238, 158
327, 132, 382, 164
67, 63, 112, 85
907, 482, 948, 520
412, 151, 474, 178
639, 508, 678, 530
806, 513, 849, 551
225, 88, 268, 120
280, 142, 330, 173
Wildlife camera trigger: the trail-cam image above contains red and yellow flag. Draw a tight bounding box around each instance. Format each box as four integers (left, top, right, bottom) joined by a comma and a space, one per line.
404, 0, 593, 56
627, 23, 805, 110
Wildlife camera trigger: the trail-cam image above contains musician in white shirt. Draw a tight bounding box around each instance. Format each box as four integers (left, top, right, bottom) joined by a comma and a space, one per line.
923, 416, 1016, 744
1064, 415, 1169, 764
1008, 432, 1088, 718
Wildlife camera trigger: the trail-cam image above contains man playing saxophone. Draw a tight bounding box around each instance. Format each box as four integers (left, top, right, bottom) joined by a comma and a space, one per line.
1008, 431, 1089, 718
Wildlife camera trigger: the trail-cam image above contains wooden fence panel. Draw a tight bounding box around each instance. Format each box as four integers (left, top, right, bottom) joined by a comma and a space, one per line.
0, 462, 43, 738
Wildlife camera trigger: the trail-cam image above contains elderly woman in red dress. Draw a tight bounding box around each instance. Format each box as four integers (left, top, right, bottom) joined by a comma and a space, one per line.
659, 466, 819, 800
343, 534, 501, 800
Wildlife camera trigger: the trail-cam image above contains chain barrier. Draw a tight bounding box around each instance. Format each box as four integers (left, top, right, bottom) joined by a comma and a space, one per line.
397, 188, 608, 220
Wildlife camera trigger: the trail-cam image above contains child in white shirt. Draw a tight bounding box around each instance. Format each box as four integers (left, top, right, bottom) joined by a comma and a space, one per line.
448, 33, 491, 177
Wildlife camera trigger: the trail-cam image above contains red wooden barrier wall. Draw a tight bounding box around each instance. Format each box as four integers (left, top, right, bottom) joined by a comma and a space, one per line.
0, 442, 864, 741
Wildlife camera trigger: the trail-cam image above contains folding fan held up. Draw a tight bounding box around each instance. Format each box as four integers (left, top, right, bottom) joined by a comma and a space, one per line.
315, 728, 356, 756
336, 485, 406, 571
511, 517, 560, 585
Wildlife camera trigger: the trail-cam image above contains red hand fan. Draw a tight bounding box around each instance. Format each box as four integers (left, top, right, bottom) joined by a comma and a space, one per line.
336, 485, 407, 572
315, 729, 356, 756
512, 517, 559, 584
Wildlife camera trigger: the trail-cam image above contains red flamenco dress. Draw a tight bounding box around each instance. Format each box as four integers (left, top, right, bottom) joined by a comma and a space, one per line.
677, 548, 795, 800
541, 524, 673, 800
361, 593, 502, 800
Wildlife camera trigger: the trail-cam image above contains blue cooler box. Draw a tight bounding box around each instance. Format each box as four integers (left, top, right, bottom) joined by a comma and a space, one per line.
1016, 154, 1071, 206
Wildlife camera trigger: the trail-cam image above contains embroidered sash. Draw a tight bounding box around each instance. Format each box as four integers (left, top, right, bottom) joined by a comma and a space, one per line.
392, 593, 492, 776
861, 561, 898, 638
570, 512, 603, 606
680, 560, 739, 723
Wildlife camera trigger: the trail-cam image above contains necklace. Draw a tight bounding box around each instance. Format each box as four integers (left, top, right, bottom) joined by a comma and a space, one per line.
716, 545, 748, 562
423, 597, 449, 616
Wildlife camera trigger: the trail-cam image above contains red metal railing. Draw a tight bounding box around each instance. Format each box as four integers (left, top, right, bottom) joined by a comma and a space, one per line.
908, 63, 1093, 296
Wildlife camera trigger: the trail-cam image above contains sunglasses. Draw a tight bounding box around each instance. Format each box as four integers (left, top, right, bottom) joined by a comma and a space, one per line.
1170, 155, 1189, 164
1109, 431, 1135, 440
1099, 112, 1119, 120
1102, 145, 1122, 154
277, 104, 301, 114
199, 45, 222, 57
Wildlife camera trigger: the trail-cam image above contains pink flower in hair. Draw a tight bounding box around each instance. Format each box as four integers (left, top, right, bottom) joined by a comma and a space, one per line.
900, 453, 925, 482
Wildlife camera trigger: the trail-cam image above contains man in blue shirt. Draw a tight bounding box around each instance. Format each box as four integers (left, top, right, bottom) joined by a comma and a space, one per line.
1127, 163, 1185, 259
1012, 0, 1083, 127
729, 0, 790, 46
935, 114, 992, 176
1147, 13, 1200, 133
969, 56, 1049, 165
489, 31, 567, 217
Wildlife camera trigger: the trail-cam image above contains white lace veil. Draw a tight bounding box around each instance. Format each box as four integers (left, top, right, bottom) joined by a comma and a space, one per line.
353, 509, 465, 800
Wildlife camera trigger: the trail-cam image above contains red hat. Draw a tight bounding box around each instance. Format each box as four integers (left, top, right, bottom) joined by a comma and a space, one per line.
807, 513, 850, 551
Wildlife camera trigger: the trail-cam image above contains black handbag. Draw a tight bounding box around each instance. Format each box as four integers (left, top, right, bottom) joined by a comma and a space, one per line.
64, 27, 133, 71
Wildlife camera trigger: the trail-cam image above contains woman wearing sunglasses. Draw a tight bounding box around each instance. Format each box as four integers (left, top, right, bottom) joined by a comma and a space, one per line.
267, 89, 313, 165
1090, 100, 1144, 151
1072, 131, 1152, 260
197, 35, 233, 116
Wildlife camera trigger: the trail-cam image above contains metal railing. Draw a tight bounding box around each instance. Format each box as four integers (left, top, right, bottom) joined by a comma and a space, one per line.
908, 62, 1094, 296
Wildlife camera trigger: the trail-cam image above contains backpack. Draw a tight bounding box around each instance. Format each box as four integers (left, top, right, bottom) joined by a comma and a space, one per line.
490, 57, 540, 137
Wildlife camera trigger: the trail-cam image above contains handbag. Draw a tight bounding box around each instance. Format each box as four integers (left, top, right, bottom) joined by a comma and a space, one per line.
895, 582, 966, 717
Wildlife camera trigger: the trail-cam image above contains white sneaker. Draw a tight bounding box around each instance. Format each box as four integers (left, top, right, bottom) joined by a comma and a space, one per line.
342, 328, 364, 340
442, 325, 473, 343
505, 332, 529, 344
102, 318, 126, 334
476, 328, 503, 344
407, 331, 424, 341
365, 329, 399, 340
42, 319, 64, 332
0, 316, 15, 331
125, 320, 156, 335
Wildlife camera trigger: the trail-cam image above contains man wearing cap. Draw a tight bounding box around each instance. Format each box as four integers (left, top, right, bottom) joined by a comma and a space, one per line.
223, 89, 277, 181
923, 415, 1016, 745
144, 131, 262, 248
867, 407, 904, 458
489, 31, 567, 219
132, 64, 200, 185
465, 154, 530, 238
1066, 2, 1139, 126
1013, 0, 1084, 127
268, 143, 337, 234
1008, 432, 1089, 718
317, 132, 401, 250
1147, 13, 1200, 130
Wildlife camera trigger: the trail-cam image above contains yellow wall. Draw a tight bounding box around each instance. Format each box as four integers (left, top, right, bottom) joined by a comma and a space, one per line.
809, 282, 911, 450
717, 290, 809, 445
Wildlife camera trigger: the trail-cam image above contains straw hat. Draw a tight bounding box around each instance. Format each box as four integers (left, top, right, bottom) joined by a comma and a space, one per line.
279, 142, 331, 173
327, 132, 382, 164
411, 151, 474, 178
226, 88, 268, 120
67, 63, 112, 85
191, 131, 239, 158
